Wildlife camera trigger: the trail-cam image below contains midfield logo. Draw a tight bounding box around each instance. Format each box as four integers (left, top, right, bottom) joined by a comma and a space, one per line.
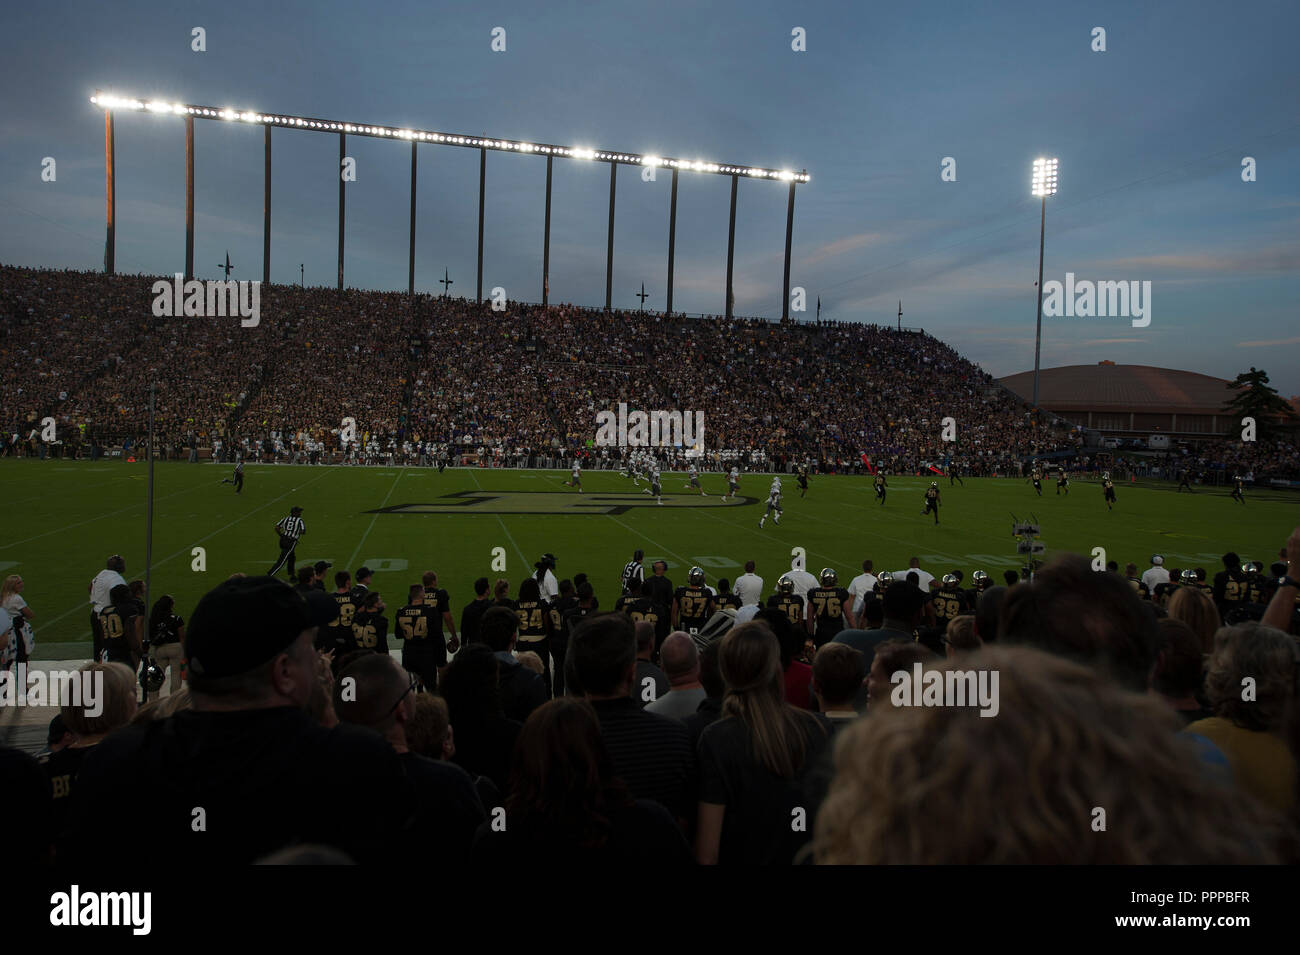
368, 490, 753, 515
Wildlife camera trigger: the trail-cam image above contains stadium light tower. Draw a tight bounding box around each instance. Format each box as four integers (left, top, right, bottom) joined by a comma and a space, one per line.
1030, 157, 1058, 410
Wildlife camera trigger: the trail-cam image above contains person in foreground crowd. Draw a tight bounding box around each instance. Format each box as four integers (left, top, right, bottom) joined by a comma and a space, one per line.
813, 646, 1291, 864
476, 606, 549, 721
334, 654, 485, 865
1150, 618, 1214, 725
1183, 621, 1298, 815
811, 643, 865, 731
566, 613, 696, 827
62, 577, 413, 865
696, 621, 831, 864
646, 632, 707, 719
438, 643, 521, 791
683, 641, 726, 747
471, 698, 692, 866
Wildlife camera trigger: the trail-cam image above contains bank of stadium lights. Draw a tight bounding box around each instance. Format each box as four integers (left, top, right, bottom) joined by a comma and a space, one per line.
90, 93, 810, 183
1030, 157, 1059, 409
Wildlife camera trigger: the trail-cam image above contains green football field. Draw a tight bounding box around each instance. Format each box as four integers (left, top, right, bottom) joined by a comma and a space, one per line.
2, 460, 1294, 660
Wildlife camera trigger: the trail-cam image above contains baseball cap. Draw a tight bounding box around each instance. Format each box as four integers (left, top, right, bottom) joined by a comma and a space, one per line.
185, 576, 338, 681
46, 714, 68, 747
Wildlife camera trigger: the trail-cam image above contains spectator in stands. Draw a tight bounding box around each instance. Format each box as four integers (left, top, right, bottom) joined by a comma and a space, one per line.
1167, 586, 1222, 656
646, 632, 707, 719
683, 641, 725, 746
634, 621, 669, 705
439, 643, 522, 792
0, 575, 34, 665
866, 639, 937, 712
974, 586, 1006, 643
755, 607, 814, 711
335, 654, 485, 865
835, 582, 922, 657
1184, 622, 1298, 814
471, 698, 692, 865
815, 646, 1288, 863
812, 643, 865, 729
460, 577, 491, 645
999, 554, 1158, 692
64, 576, 412, 865
696, 620, 830, 864
477, 606, 548, 722
566, 613, 695, 825
1151, 618, 1213, 725
944, 615, 980, 656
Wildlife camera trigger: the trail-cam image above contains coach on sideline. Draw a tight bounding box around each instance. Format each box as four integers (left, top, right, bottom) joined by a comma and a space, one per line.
61, 577, 414, 865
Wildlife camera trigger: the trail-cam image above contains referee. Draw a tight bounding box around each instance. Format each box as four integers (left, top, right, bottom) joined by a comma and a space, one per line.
269, 506, 306, 578
620, 548, 645, 596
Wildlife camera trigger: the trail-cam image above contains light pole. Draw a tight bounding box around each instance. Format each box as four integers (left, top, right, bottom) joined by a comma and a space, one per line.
1031, 157, 1058, 411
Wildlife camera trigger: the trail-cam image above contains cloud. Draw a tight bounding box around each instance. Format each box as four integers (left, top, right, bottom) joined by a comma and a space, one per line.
1099, 247, 1300, 274
797, 232, 885, 268
1236, 336, 1300, 347
1082, 338, 1146, 345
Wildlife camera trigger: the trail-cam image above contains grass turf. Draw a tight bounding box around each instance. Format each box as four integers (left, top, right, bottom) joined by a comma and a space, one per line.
2, 460, 1292, 660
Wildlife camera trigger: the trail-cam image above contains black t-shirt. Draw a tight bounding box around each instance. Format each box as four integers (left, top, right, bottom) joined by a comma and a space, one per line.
674, 587, 714, 633
397, 751, 485, 867
616, 596, 669, 644
461, 598, 491, 644
588, 697, 696, 823
930, 589, 968, 623
644, 575, 675, 609
698, 711, 831, 864
61, 707, 412, 866
423, 588, 452, 629
714, 593, 742, 612
353, 611, 390, 654
152, 612, 185, 646
808, 586, 850, 639
549, 595, 578, 636
450, 715, 521, 792
44, 745, 94, 842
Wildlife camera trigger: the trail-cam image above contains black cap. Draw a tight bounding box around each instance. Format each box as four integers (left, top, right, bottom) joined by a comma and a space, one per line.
46, 714, 68, 746
185, 577, 337, 681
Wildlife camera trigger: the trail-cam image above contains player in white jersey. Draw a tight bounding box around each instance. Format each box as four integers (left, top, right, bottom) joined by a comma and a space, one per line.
564, 460, 583, 492
685, 463, 706, 496
642, 464, 663, 504
758, 480, 783, 528
723, 466, 740, 500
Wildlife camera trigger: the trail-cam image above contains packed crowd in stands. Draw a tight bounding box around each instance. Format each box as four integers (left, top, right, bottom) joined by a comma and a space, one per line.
4, 523, 1299, 866
9, 266, 1294, 477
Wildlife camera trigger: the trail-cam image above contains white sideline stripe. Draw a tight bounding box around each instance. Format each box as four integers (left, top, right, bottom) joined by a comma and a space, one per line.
346, 468, 407, 571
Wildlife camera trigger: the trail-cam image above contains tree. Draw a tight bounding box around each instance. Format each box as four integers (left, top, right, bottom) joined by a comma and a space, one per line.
1223, 368, 1298, 437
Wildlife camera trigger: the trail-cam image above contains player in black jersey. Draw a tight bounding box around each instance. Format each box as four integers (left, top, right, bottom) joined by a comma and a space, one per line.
874, 473, 887, 505
713, 578, 742, 612
806, 568, 850, 648
948, 461, 964, 487
352, 591, 390, 654
797, 465, 810, 498
766, 575, 804, 630
420, 571, 459, 650
1056, 468, 1069, 495
220, 458, 244, 494
931, 574, 968, 624
1030, 467, 1043, 496
1177, 469, 1193, 492
1230, 474, 1246, 504
319, 570, 358, 654
673, 567, 715, 635
922, 482, 941, 524
616, 577, 670, 650
395, 584, 444, 691
98, 583, 142, 667
514, 577, 555, 691
1102, 472, 1117, 511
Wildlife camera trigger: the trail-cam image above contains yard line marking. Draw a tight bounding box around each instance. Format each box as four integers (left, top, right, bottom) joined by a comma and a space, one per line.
466, 470, 529, 569
346, 468, 407, 571
604, 514, 695, 568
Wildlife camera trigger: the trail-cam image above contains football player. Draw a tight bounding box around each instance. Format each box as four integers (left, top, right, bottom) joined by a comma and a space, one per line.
922, 481, 941, 525
616, 577, 669, 648
1056, 468, 1069, 495
1177, 468, 1193, 493
724, 465, 740, 500
766, 575, 805, 631
797, 465, 810, 498
563, 459, 582, 492
395, 584, 445, 691
1030, 465, 1043, 496
807, 568, 850, 648
1230, 474, 1245, 505
931, 574, 968, 625
643, 463, 664, 504
1102, 471, 1117, 511
219, 457, 244, 494
684, 462, 706, 496
673, 567, 715, 636
759, 477, 783, 528
948, 461, 964, 487
874, 472, 887, 505
352, 591, 389, 655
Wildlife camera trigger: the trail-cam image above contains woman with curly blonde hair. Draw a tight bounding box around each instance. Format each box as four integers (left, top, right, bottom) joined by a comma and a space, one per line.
814, 645, 1289, 864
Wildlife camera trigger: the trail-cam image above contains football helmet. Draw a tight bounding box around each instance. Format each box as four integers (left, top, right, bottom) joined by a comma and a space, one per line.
820, 567, 837, 587
1180, 569, 1198, 584
931, 481, 939, 488
688, 566, 705, 587
876, 571, 894, 588
1244, 561, 1262, 575
143, 659, 165, 693
1102, 472, 1111, 481
972, 570, 991, 590
777, 575, 795, 595
941, 573, 959, 589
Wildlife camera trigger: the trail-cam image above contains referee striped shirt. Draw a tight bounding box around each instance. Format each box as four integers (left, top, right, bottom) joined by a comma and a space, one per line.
621, 560, 644, 594
276, 515, 305, 541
